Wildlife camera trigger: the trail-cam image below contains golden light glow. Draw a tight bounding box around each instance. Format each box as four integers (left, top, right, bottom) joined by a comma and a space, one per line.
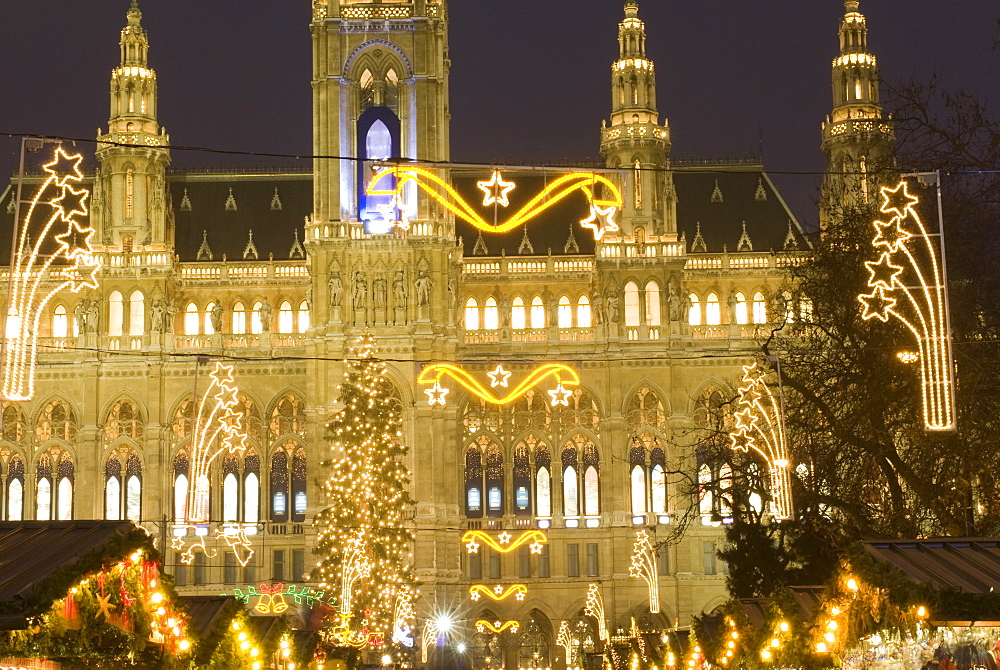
629, 530, 659, 613
340, 534, 372, 615
556, 621, 573, 660
366, 166, 623, 240
729, 362, 794, 520
418, 362, 580, 407
420, 621, 437, 664
475, 619, 520, 634
3, 146, 99, 401
468, 584, 527, 602
461, 529, 547, 555
859, 181, 956, 431
897, 351, 920, 364
584, 582, 608, 642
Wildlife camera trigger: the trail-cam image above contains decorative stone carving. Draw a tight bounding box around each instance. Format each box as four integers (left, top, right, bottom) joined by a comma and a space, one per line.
353, 271, 368, 311
392, 270, 407, 312
415, 271, 433, 307
328, 272, 343, 307
259, 298, 272, 333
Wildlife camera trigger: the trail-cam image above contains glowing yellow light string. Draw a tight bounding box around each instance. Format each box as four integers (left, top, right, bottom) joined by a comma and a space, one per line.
729, 362, 794, 520
391, 586, 416, 647
556, 621, 573, 660
418, 362, 580, 407
858, 181, 955, 430
584, 583, 608, 641
461, 529, 547, 554
629, 530, 660, 614
468, 584, 527, 602
340, 534, 372, 615
475, 620, 520, 634
3, 147, 99, 401
366, 166, 623, 240
420, 621, 438, 664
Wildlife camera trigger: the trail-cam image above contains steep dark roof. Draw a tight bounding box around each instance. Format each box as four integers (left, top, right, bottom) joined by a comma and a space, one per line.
168, 169, 311, 262
863, 538, 1000, 594
0, 521, 139, 604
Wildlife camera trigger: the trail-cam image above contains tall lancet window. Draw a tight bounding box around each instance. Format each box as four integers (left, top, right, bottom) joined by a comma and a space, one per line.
358, 102, 401, 232
634, 160, 642, 210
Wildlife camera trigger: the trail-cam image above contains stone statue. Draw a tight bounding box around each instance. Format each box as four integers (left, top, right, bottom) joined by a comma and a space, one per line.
592, 291, 604, 325
373, 275, 387, 310
86, 299, 100, 334
392, 270, 407, 310
415, 271, 433, 307
604, 290, 619, 325
259, 298, 272, 333
499, 294, 509, 328
210, 303, 224, 333
328, 273, 343, 308
668, 284, 682, 323
149, 299, 165, 333
684, 294, 693, 322
447, 277, 456, 310
727, 292, 738, 323
353, 271, 368, 311
74, 299, 88, 335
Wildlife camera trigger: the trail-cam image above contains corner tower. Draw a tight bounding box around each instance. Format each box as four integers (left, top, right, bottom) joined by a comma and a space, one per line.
311, 0, 450, 228
600, 1, 676, 238
94, 0, 172, 250
821, 0, 894, 218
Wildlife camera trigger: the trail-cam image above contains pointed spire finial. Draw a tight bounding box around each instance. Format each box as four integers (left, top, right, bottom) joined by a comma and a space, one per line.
625, 1, 639, 18
845, 0, 860, 12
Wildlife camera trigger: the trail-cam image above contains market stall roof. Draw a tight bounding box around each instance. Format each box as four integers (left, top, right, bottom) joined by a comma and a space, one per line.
179, 595, 283, 645
737, 586, 825, 626
863, 538, 1000, 594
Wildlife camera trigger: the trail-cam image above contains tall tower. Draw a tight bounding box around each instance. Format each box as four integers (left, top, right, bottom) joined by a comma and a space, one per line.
94, 0, 172, 250
600, 1, 676, 238
310, 0, 450, 228
821, 0, 894, 219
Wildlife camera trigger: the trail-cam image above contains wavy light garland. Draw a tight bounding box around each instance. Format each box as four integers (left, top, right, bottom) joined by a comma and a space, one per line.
418, 363, 580, 407
584, 583, 608, 642
629, 530, 660, 614
3, 147, 99, 401
366, 166, 623, 240
469, 584, 527, 602
462, 529, 547, 555
475, 620, 520, 634
729, 361, 794, 520
858, 180, 956, 431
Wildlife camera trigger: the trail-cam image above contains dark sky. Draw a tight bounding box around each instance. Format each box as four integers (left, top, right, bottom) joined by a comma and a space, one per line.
0, 1, 996, 228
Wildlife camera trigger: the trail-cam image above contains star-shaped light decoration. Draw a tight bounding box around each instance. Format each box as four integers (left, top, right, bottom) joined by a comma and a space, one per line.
43, 147, 84, 188
865, 253, 904, 291
493, 585, 505, 595
65, 255, 100, 292
733, 407, 759, 434
95, 593, 115, 620
872, 217, 913, 253
858, 287, 897, 322
580, 204, 619, 240
487, 364, 512, 388
51, 185, 89, 222
548, 383, 573, 407
511, 623, 520, 633
465, 538, 481, 554
210, 363, 236, 390
171, 537, 186, 551
54, 220, 95, 260
497, 531, 512, 545
470, 591, 482, 602
728, 425, 754, 452
478, 170, 516, 208
425, 381, 449, 406
529, 541, 544, 555
880, 181, 919, 219
476, 622, 486, 633
514, 591, 526, 601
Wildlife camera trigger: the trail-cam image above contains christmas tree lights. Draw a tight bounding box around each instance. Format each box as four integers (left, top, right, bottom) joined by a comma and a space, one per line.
584, 582, 608, 641
462, 529, 547, 554
312, 333, 416, 642
366, 166, 623, 239
418, 362, 580, 407
729, 362, 794, 520
3, 146, 99, 401
629, 530, 659, 614
858, 180, 956, 431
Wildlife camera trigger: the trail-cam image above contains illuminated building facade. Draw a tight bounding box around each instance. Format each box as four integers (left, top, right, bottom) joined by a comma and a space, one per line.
0, 1, 888, 667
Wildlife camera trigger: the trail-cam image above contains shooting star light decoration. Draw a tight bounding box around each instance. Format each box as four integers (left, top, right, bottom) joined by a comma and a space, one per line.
584, 583, 608, 641
629, 530, 660, 614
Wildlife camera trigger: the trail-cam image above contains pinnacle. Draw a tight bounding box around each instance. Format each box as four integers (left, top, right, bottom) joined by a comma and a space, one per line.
845, 0, 860, 12
625, 1, 639, 18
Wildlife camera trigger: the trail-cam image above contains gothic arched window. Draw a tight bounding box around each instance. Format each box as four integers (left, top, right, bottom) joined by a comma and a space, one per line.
688, 293, 702, 326
292, 448, 307, 522
577, 295, 592, 328
485, 442, 504, 517
105, 453, 122, 520
129, 290, 144, 336
278, 301, 294, 334
734, 292, 749, 325
270, 449, 289, 522
630, 439, 647, 516
465, 445, 483, 518
6, 456, 24, 521
109, 291, 124, 337
705, 292, 722, 326
52, 305, 68, 338
624, 282, 641, 326
244, 451, 261, 525
511, 297, 526, 330
125, 453, 141, 522
645, 280, 661, 326
583, 442, 600, 517
36, 398, 77, 443
298, 301, 310, 333
223, 453, 240, 523
558, 296, 573, 328
752, 291, 768, 324
530, 296, 545, 329
651, 446, 667, 516
512, 442, 531, 517
173, 451, 189, 523
184, 302, 199, 335
204, 302, 216, 335
535, 444, 552, 518
465, 298, 480, 331
562, 445, 578, 518
104, 397, 144, 444
35, 455, 53, 520
483, 297, 499, 330
269, 394, 306, 440
251, 301, 264, 335
232, 302, 247, 335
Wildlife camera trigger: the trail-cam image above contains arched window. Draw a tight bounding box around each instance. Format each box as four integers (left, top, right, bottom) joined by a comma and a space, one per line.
734, 292, 749, 325
270, 450, 289, 522
6, 456, 24, 521
624, 282, 641, 326
36, 399, 77, 443
105, 454, 122, 520
184, 303, 199, 335
232, 302, 247, 335
292, 448, 307, 523
109, 291, 124, 337
558, 296, 573, 328
465, 445, 483, 518
583, 443, 600, 517
630, 441, 647, 516
269, 394, 306, 439
125, 453, 141, 522
511, 297, 526, 330
577, 296, 592, 328
104, 397, 144, 444
203, 302, 216, 335
698, 463, 714, 517
483, 298, 499, 330
535, 445, 551, 518
251, 301, 264, 334
530, 296, 545, 329
634, 159, 643, 209
485, 443, 503, 517
688, 293, 702, 326
244, 452, 261, 525
223, 454, 239, 523
465, 298, 480, 331
297, 301, 310, 333
52, 305, 68, 338
512, 443, 531, 517
651, 447, 667, 515
782, 291, 796, 323
56, 454, 73, 520
128, 290, 144, 336
278, 301, 294, 334
173, 452, 189, 523
36, 456, 52, 520
705, 293, 721, 326
800, 297, 814, 323
645, 280, 661, 326
752, 292, 767, 324
562, 446, 578, 517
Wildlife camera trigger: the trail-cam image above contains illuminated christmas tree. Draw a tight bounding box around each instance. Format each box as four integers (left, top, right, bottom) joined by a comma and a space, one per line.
313, 333, 416, 639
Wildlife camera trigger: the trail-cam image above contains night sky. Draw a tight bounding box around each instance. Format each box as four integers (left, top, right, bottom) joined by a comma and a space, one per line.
0, 1, 996, 228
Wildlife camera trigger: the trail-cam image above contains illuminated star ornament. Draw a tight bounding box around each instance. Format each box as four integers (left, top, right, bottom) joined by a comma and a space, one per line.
584, 583, 608, 641
478, 170, 516, 207
629, 530, 660, 614
469, 584, 527, 602
728, 361, 794, 520
461, 530, 547, 555
418, 362, 579, 407
366, 165, 624, 240
859, 180, 956, 431
3, 146, 99, 401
